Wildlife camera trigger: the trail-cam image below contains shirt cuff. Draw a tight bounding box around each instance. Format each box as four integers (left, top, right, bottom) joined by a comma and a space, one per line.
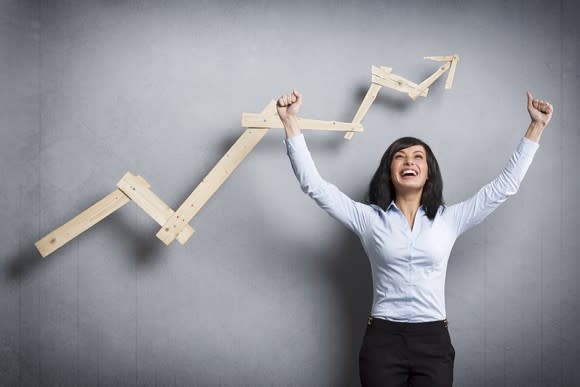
518, 136, 540, 158
284, 133, 307, 154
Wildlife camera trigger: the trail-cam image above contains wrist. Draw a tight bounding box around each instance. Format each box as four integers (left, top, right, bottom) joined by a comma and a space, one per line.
524, 121, 545, 143
530, 120, 546, 130
281, 115, 301, 138
281, 115, 299, 129
280, 113, 297, 122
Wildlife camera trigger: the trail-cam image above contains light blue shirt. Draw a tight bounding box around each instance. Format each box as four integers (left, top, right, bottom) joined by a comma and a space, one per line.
285, 134, 539, 322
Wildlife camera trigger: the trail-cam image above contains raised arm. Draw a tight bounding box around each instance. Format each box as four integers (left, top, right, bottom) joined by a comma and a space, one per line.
277, 90, 303, 140
524, 91, 553, 143
277, 91, 375, 236
447, 91, 553, 236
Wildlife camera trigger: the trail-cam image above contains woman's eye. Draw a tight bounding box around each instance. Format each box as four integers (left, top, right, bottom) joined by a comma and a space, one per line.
395, 155, 403, 159
415, 155, 423, 159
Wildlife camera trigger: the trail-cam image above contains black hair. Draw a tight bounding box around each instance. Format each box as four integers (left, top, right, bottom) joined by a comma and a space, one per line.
368, 136, 444, 220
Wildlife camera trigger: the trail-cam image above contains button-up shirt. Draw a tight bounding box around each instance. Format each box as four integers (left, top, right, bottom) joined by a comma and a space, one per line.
285, 134, 539, 322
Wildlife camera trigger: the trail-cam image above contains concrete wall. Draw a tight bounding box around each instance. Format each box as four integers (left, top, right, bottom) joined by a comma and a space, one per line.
1, 0, 579, 385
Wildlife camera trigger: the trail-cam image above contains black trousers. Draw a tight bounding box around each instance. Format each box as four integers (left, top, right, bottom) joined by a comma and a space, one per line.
359, 317, 455, 387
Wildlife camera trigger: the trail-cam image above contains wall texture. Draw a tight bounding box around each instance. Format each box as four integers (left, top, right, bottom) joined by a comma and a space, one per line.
1, 0, 579, 386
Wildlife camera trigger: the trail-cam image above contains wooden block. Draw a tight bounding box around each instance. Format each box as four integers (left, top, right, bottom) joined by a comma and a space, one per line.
116, 172, 195, 244
175, 223, 194, 244
384, 73, 424, 93
35, 189, 130, 257
445, 55, 459, 89
344, 82, 382, 140
372, 74, 428, 97
424, 55, 455, 62
371, 65, 392, 79
241, 114, 362, 132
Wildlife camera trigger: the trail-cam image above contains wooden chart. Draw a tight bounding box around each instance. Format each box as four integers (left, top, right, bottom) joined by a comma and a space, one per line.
35, 54, 459, 257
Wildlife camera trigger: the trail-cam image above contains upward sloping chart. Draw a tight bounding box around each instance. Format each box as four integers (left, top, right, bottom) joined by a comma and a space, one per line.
344, 54, 459, 140
35, 54, 459, 257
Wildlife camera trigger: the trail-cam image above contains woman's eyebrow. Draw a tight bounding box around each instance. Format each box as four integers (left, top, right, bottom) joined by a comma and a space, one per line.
395, 149, 425, 155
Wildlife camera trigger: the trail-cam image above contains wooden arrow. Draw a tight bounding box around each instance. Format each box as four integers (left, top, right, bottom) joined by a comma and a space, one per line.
36, 54, 459, 256
344, 54, 459, 140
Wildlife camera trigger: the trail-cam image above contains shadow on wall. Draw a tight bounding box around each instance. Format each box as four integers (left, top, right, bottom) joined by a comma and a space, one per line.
247, 162, 375, 385
4, 210, 165, 282
320, 228, 373, 385
249, 222, 373, 385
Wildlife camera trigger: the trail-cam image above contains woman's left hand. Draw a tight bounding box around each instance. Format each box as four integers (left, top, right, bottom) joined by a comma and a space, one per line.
527, 91, 553, 127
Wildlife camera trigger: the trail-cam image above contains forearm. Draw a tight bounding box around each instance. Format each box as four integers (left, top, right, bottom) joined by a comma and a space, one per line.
524, 121, 546, 143
285, 134, 371, 235
281, 115, 301, 139
449, 136, 539, 235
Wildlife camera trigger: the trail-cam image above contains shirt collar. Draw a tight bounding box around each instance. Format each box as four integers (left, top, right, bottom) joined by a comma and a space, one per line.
386, 201, 425, 214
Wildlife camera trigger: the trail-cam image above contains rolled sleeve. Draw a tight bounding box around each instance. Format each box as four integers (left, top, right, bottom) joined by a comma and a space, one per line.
447, 137, 539, 236
284, 134, 374, 236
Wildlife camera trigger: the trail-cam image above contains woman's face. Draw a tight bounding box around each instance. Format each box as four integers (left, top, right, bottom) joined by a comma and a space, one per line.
390, 145, 429, 195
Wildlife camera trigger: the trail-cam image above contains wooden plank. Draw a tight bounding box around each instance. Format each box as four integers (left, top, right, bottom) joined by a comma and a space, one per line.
344, 82, 382, 140
116, 172, 195, 245
352, 83, 383, 124
409, 61, 451, 100
156, 128, 270, 245
156, 101, 277, 245
241, 114, 362, 132
117, 173, 172, 225
424, 55, 455, 61
371, 74, 428, 97
135, 174, 151, 188
371, 65, 392, 79
35, 189, 130, 257
445, 55, 459, 89
371, 66, 428, 97
384, 73, 424, 93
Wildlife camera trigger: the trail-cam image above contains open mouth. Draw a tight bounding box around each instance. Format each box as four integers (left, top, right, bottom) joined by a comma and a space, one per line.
400, 169, 418, 178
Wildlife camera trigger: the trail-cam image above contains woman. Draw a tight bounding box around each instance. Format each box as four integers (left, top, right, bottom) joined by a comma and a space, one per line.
276, 90, 553, 387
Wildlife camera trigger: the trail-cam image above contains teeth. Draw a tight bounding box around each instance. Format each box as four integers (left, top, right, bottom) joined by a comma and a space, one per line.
402, 169, 417, 176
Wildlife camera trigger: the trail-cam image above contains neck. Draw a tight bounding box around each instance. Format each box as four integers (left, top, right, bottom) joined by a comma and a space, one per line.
395, 190, 422, 230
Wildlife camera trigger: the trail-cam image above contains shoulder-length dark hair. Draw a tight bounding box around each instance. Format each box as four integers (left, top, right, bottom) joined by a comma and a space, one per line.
368, 137, 444, 220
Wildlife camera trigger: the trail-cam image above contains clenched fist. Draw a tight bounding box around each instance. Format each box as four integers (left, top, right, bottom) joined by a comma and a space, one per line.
276, 90, 302, 122
527, 91, 553, 127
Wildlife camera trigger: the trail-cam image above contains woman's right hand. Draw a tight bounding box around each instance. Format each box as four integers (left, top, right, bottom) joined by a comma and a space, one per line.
527, 91, 553, 127
524, 91, 554, 143
276, 90, 302, 122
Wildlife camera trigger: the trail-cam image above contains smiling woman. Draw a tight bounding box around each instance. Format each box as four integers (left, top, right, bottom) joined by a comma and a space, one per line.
277, 90, 553, 387
369, 136, 443, 227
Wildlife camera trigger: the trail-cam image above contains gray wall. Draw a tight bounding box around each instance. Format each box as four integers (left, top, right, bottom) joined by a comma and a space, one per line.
1, 0, 579, 386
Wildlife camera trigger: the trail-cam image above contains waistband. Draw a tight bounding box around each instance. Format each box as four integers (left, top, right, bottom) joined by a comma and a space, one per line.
367, 316, 448, 331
